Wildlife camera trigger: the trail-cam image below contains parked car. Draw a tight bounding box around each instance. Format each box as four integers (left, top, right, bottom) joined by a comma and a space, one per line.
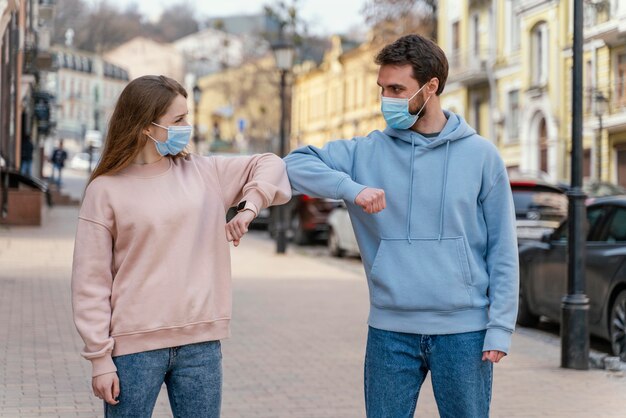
510, 177, 568, 241
270, 194, 340, 245
327, 203, 359, 257
517, 195, 626, 360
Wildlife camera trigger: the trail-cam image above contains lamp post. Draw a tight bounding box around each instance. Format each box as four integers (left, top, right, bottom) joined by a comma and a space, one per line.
193, 85, 201, 153
562, 0, 590, 370
594, 90, 608, 181
272, 41, 295, 254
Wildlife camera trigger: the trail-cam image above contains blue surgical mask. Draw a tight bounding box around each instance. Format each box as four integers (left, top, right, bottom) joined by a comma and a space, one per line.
148, 122, 192, 156
381, 84, 431, 130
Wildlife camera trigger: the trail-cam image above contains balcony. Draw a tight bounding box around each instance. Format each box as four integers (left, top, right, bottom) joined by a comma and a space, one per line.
447, 49, 491, 86
583, 1, 626, 45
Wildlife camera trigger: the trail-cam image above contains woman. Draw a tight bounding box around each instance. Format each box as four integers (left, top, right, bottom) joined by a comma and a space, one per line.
71, 75, 291, 417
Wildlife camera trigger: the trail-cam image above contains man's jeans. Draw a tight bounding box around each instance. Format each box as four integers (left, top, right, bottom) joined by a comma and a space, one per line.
365, 327, 492, 418
105, 340, 222, 418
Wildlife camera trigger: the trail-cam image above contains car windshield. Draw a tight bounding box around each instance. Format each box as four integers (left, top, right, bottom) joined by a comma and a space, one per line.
511, 186, 567, 220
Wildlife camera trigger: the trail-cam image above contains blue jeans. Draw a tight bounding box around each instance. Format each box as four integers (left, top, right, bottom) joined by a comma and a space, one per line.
105, 340, 222, 418
51, 164, 63, 186
364, 327, 492, 418
20, 160, 32, 176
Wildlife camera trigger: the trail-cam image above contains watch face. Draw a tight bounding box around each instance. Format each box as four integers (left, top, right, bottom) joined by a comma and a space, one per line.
237, 201, 247, 211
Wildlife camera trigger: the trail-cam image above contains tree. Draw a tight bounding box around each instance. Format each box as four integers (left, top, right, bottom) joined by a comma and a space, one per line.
144, 1, 200, 43
52, 0, 88, 46
361, 0, 437, 43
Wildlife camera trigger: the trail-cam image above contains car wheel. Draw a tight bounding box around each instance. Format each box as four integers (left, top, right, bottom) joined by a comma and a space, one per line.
328, 228, 345, 258
609, 290, 626, 361
517, 269, 540, 327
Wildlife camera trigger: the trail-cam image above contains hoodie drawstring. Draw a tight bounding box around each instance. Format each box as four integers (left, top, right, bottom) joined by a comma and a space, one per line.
407, 135, 416, 244
406, 138, 451, 243
438, 140, 451, 241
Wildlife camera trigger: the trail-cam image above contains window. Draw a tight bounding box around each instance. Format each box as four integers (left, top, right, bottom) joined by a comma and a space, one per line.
617, 53, 626, 108
531, 23, 549, 85
553, 206, 609, 242
507, 90, 520, 141
504, 0, 520, 53
451, 20, 460, 65
585, 59, 593, 114
605, 208, 626, 242
471, 14, 480, 56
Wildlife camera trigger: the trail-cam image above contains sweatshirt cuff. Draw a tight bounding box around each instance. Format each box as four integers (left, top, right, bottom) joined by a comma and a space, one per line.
242, 189, 267, 214
91, 354, 117, 377
482, 328, 513, 354
336, 177, 367, 203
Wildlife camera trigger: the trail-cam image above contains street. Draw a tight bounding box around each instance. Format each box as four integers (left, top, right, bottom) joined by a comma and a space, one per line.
1, 180, 626, 417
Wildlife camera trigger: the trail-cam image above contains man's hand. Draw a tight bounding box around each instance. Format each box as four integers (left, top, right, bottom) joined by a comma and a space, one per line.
482, 350, 506, 363
226, 210, 256, 247
355, 188, 386, 214
92, 372, 120, 405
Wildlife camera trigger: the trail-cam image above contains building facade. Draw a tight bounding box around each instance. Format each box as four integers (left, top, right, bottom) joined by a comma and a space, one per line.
46, 45, 129, 145
290, 36, 383, 149
438, 0, 626, 187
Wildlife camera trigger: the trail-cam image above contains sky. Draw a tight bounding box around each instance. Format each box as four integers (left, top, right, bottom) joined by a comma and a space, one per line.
89, 0, 368, 37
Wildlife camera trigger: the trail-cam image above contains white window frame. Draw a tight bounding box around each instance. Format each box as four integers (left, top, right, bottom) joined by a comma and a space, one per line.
532, 22, 549, 86
506, 89, 520, 143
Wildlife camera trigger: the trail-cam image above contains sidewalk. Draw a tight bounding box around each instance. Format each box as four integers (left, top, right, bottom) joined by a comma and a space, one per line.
1, 205, 625, 417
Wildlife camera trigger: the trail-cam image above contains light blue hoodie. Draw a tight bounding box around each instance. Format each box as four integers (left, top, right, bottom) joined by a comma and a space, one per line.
284, 111, 519, 353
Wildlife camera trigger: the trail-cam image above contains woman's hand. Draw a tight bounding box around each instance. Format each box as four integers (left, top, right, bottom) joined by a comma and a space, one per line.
226, 210, 256, 247
92, 372, 120, 405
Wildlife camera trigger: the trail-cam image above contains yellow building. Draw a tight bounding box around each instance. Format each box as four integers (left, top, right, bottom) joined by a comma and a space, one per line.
196, 55, 282, 153
438, 0, 626, 186
290, 36, 384, 149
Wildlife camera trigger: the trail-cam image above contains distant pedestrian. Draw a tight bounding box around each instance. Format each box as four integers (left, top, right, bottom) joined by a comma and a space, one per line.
50, 139, 67, 186
71, 75, 290, 417
285, 34, 519, 417
20, 135, 34, 176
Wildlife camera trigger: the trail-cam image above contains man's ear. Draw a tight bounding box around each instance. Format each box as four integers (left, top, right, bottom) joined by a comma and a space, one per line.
428, 77, 439, 95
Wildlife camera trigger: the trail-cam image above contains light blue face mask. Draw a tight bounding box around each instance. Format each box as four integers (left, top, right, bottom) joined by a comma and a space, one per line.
381, 84, 431, 130
148, 122, 192, 156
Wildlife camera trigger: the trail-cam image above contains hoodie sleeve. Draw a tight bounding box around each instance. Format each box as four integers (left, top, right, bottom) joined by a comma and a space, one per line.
71, 182, 117, 377
480, 169, 520, 354
284, 139, 367, 202
212, 153, 292, 214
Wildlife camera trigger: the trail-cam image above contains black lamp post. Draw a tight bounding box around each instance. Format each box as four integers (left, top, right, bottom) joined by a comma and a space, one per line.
272, 41, 295, 254
193, 85, 201, 152
594, 90, 608, 181
562, 0, 590, 370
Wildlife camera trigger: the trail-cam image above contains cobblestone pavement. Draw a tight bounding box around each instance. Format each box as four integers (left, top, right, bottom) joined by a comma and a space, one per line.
1, 202, 625, 417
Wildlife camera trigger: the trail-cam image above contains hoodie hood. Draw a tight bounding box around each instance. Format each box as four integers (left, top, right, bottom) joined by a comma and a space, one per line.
382, 110, 477, 242
383, 110, 477, 149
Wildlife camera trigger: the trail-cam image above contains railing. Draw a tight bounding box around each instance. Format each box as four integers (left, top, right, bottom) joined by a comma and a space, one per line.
447, 49, 492, 83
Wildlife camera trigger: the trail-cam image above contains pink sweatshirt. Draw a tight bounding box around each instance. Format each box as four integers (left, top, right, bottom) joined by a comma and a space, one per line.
71, 154, 291, 377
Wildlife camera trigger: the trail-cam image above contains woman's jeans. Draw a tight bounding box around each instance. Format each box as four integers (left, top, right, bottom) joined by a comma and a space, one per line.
365, 327, 492, 418
105, 340, 222, 418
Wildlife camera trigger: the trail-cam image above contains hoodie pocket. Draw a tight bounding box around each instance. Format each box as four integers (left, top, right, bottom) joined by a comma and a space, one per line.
369, 237, 472, 311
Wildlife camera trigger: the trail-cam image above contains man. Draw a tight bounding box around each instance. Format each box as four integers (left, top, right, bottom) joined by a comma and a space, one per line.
50, 139, 68, 187
284, 34, 518, 417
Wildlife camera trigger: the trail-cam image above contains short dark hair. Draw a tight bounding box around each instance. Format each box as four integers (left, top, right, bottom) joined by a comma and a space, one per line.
375, 34, 449, 96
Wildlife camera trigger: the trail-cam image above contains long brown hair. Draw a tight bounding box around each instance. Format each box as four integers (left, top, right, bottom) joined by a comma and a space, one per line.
88, 75, 188, 184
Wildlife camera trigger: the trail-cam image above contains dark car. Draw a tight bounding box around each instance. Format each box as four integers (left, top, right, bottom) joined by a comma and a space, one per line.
510, 178, 568, 241
517, 195, 626, 360
269, 194, 340, 245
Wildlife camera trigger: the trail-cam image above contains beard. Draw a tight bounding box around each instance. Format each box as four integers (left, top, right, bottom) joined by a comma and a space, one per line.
408, 90, 429, 118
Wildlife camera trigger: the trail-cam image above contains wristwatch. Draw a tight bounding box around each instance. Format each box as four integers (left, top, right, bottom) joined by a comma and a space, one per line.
236, 200, 258, 216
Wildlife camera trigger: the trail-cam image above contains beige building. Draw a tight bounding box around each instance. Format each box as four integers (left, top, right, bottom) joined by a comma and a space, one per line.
291, 36, 383, 149
104, 37, 184, 82
196, 55, 282, 153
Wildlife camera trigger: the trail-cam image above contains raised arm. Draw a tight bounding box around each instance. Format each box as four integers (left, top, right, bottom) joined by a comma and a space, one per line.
284, 139, 367, 203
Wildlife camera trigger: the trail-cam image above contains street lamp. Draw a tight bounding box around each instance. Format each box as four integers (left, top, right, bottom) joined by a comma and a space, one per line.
272, 41, 295, 254
193, 85, 201, 152
594, 90, 608, 181
562, 0, 590, 370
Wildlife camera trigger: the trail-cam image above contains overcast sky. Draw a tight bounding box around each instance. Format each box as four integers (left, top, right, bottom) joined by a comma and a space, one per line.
87, 0, 368, 36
